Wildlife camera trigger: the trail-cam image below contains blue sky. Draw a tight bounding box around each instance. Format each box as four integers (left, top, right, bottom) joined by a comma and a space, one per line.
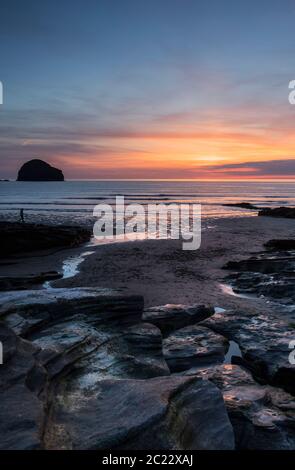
0, 0, 295, 179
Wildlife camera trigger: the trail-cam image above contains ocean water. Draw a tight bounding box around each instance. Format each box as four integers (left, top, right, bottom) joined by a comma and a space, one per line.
0, 180, 294, 227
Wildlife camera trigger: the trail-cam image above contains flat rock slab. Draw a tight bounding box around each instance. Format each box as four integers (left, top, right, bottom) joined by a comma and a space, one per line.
44, 375, 234, 450
0, 287, 144, 335
163, 325, 228, 372
143, 303, 214, 335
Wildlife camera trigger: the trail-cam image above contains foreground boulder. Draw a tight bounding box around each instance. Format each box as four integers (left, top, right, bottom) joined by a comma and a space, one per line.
17, 159, 64, 181
163, 325, 228, 372
0, 288, 235, 450
188, 365, 295, 450
44, 376, 234, 450
143, 303, 214, 335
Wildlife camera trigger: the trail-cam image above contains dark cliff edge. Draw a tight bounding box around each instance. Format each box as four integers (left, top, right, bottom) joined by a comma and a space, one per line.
0, 221, 91, 257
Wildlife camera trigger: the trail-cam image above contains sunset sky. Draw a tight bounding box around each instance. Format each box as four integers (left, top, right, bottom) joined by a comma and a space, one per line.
1, 0, 295, 180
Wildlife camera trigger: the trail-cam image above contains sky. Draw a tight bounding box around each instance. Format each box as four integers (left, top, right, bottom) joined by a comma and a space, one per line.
0, 0, 295, 180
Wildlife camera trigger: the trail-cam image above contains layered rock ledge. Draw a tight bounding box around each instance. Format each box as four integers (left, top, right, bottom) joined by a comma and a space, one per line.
0, 285, 294, 449
0, 288, 234, 450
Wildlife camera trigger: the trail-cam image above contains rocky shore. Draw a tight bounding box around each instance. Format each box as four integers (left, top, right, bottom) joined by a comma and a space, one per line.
0, 216, 294, 450
0, 289, 233, 450
0, 286, 294, 450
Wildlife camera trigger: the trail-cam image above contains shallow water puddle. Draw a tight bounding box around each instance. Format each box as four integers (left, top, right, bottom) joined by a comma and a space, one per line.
213, 306, 243, 363
62, 250, 95, 279
43, 249, 95, 289
214, 306, 226, 314
219, 283, 257, 300
223, 340, 243, 364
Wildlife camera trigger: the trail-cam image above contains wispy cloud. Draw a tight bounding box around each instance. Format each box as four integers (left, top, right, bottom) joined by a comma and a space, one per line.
203, 159, 295, 177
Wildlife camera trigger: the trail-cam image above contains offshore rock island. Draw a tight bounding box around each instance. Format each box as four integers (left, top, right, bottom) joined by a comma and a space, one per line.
17, 159, 64, 182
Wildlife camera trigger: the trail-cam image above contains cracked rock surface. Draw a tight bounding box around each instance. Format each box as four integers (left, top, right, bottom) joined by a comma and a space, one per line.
0, 288, 234, 450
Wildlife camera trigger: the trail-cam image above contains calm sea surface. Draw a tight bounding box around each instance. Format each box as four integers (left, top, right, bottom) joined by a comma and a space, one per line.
0, 180, 294, 226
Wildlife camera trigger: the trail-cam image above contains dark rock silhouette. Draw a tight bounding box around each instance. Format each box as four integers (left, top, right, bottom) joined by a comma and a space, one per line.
17, 159, 64, 181
258, 206, 295, 218
264, 239, 295, 250
0, 222, 91, 257
222, 202, 258, 210
0, 271, 62, 291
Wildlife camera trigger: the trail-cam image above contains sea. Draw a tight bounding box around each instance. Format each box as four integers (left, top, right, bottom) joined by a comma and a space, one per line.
0, 181, 294, 228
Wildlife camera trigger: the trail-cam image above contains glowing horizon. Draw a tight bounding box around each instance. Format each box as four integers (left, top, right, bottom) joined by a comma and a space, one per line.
1, 1, 295, 181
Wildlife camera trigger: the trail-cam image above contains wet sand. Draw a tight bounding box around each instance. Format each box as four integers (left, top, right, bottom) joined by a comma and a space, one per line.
52, 216, 295, 313
1, 216, 295, 313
